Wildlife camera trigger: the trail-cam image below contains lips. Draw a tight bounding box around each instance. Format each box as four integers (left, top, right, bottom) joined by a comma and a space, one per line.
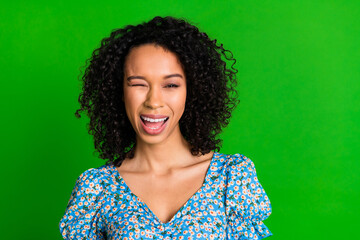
140, 114, 169, 135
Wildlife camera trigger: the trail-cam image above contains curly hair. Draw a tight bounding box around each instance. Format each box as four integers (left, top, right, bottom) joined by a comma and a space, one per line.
75, 16, 239, 167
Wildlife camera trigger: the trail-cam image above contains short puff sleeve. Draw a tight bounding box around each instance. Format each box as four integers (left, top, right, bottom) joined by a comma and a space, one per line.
59, 168, 107, 240
225, 154, 272, 239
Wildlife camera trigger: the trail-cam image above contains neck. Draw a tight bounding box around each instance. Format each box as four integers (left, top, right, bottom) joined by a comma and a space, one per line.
131, 127, 195, 174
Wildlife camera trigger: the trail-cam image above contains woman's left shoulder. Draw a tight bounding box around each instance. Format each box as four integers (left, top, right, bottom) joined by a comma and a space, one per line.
216, 152, 259, 174
220, 152, 271, 201
215, 152, 272, 238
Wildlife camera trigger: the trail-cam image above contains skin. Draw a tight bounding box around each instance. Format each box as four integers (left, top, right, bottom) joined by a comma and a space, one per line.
118, 44, 214, 223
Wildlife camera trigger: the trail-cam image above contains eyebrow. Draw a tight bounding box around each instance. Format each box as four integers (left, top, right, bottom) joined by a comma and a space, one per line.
164, 74, 183, 79
127, 74, 183, 81
127, 76, 145, 81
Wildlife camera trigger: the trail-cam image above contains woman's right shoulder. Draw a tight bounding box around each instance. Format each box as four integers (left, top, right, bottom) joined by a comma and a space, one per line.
59, 164, 115, 239
75, 164, 117, 187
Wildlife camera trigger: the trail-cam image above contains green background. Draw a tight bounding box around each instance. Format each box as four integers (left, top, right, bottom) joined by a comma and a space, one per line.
1, 0, 359, 239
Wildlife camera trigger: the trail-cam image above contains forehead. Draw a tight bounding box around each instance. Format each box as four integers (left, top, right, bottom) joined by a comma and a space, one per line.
124, 44, 184, 76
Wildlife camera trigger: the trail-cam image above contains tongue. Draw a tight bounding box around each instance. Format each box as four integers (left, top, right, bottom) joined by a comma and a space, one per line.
144, 120, 164, 128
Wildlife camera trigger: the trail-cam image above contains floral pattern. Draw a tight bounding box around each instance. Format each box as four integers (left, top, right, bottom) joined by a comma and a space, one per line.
59, 152, 272, 239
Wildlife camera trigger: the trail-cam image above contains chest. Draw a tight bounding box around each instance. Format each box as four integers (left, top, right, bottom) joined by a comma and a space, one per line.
117, 164, 210, 223
105, 191, 227, 240
105, 172, 228, 240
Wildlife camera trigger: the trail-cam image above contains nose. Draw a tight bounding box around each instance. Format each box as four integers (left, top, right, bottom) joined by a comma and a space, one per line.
144, 86, 164, 109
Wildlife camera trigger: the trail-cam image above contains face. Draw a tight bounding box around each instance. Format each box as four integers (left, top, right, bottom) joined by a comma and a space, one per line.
123, 44, 187, 145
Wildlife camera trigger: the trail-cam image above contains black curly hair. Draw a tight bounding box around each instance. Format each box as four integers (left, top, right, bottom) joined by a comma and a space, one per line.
75, 16, 239, 167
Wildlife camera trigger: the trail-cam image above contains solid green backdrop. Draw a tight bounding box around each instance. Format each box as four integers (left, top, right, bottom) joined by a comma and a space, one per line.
1, 0, 359, 239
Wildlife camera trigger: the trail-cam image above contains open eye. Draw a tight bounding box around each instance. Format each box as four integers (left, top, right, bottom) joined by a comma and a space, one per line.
165, 84, 179, 88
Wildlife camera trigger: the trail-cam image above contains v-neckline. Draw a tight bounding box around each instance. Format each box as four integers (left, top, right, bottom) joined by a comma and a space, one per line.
110, 152, 218, 225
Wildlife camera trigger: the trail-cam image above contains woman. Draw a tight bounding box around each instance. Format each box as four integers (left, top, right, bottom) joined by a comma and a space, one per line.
59, 16, 272, 239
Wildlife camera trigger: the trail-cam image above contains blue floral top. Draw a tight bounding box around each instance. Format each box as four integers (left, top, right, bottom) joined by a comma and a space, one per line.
59, 152, 272, 239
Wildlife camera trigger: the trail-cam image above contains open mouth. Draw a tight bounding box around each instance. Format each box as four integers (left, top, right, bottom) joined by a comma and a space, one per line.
140, 116, 169, 130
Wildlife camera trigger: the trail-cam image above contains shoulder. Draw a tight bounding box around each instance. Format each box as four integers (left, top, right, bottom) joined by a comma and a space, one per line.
75, 164, 116, 186
64, 164, 118, 207
217, 152, 268, 196
215, 152, 258, 175
216, 152, 271, 216
226, 153, 254, 166
218, 153, 273, 238
59, 164, 116, 239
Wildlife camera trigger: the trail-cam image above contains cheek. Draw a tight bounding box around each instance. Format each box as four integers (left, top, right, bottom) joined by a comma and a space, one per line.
123, 92, 140, 120
169, 90, 187, 116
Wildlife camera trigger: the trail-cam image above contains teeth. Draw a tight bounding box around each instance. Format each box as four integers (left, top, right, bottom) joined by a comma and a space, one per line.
141, 116, 168, 122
